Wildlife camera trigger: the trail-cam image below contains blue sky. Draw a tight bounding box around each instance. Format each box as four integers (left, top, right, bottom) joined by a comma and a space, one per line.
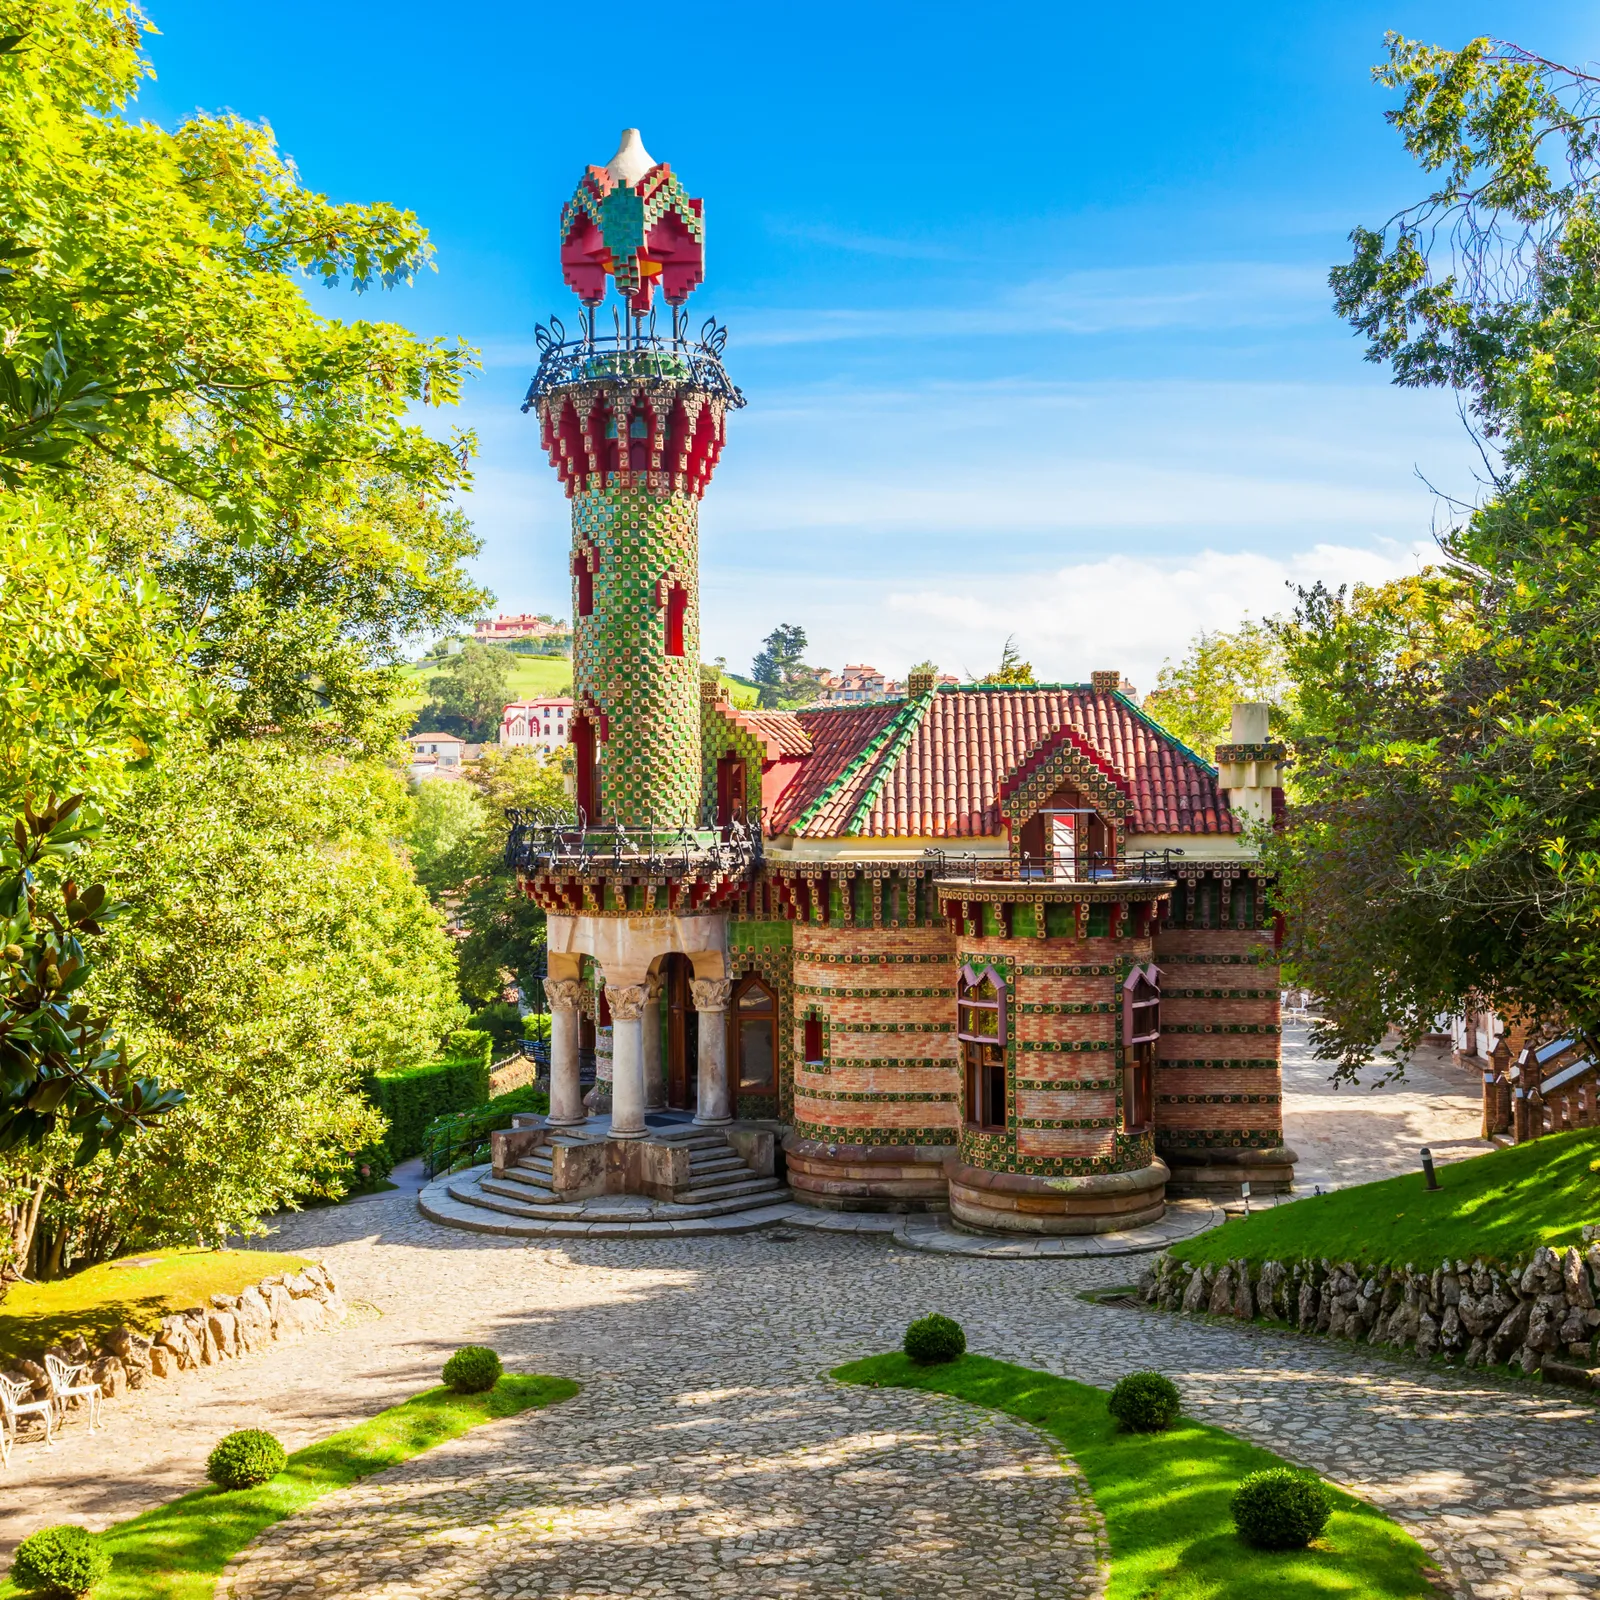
136, 1, 1591, 689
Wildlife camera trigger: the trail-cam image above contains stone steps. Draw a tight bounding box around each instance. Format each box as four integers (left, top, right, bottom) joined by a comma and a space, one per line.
418, 1176, 802, 1237
462, 1173, 792, 1223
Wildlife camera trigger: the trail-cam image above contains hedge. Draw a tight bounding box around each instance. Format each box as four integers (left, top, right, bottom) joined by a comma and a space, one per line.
421, 1082, 550, 1178
365, 1029, 492, 1162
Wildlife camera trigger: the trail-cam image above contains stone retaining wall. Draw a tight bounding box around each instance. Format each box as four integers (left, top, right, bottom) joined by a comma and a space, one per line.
1141, 1242, 1600, 1386
1, 1261, 342, 1409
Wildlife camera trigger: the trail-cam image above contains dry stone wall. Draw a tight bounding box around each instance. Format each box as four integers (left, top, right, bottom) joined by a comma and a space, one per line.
1141, 1240, 1600, 1387
2, 1262, 342, 1410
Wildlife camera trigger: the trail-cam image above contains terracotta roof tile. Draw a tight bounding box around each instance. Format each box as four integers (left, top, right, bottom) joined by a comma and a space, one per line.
738, 708, 812, 757
773, 687, 1237, 839
768, 702, 902, 833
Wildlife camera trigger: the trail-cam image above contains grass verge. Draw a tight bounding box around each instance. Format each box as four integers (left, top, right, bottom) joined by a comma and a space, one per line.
0, 1250, 312, 1365
1169, 1127, 1600, 1273
2, 1373, 578, 1600
834, 1353, 1439, 1599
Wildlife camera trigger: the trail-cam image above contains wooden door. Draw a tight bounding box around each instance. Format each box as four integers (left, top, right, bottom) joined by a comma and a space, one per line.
664, 954, 698, 1111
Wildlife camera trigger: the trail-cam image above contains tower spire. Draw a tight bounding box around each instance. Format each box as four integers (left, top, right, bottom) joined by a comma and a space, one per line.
524, 141, 742, 834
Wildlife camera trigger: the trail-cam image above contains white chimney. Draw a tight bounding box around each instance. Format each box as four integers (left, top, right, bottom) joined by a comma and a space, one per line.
1216, 701, 1283, 827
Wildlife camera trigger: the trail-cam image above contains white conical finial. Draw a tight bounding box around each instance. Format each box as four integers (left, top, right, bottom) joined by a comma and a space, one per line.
605, 128, 657, 187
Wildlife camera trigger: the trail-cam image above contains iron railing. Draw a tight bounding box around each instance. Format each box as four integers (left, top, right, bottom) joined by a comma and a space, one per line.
506, 810, 762, 878
521, 312, 746, 410
924, 847, 1185, 884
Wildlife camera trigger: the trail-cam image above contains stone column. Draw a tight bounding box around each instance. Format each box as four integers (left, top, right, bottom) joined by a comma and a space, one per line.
546, 979, 586, 1126
690, 977, 734, 1126
607, 984, 649, 1139
643, 975, 665, 1111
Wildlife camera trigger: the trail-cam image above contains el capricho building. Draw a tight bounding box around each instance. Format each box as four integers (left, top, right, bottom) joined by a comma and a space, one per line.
436, 132, 1295, 1237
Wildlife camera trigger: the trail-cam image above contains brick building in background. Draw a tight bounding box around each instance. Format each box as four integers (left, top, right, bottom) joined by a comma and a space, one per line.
452, 130, 1294, 1239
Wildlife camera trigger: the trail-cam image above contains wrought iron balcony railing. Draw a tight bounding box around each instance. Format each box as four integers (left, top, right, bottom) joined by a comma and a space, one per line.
521, 313, 746, 410
506, 812, 762, 879
924, 847, 1184, 885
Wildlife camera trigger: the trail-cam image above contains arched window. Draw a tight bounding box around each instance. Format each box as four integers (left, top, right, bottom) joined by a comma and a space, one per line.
1121, 964, 1160, 1133
957, 963, 1007, 1130
735, 974, 777, 1094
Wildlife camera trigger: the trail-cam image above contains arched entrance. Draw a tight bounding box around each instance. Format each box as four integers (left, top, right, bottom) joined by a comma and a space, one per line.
662, 952, 699, 1111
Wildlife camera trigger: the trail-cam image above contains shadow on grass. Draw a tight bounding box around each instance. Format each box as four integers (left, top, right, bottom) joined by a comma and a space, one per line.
835, 1353, 1443, 1600
2, 1375, 578, 1600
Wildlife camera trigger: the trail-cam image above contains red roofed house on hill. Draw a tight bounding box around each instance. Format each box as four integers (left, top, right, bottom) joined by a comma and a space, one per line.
428, 131, 1295, 1242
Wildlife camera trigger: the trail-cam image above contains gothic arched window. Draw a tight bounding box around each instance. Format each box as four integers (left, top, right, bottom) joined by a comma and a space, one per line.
957, 963, 1007, 1130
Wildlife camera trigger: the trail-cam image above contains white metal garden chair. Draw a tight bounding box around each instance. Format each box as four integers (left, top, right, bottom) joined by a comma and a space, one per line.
43, 1353, 101, 1432
0, 1372, 56, 1465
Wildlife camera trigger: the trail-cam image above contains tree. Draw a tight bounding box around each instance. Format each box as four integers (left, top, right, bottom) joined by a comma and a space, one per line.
452, 748, 572, 1007
1270, 34, 1600, 1072
1142, 621, 1292, 763
13, 744, 465, 1272
982, 636, 1035, 685
908, 658, 939, 678
416, 643, 512, 739
406, 779, 493, 905
752, 624, 817, 708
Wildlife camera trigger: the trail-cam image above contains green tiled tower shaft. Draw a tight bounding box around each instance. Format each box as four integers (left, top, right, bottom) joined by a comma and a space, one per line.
571, 472, 701, 831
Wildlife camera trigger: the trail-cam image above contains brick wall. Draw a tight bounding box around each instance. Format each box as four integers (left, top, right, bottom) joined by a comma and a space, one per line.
790, 922, 960, 1147
1152, 914, 1284, 1160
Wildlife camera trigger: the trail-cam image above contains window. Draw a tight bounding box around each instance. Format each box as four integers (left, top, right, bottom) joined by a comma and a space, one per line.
664, 581, 688, 657
574, 551, 594, 617
716, 752, 747, 837
735, 975, 777, 1094
1122, 965, 1160, 1133
573, 715, 600, 822
958, 963, 1007, 1130
803, 1014, 823, 1064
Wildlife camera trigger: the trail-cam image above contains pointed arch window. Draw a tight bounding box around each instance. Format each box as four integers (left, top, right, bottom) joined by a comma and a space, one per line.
734, 974, 777, 1094
958, 963, 1007, 1130
1121, 964, 1160, 1133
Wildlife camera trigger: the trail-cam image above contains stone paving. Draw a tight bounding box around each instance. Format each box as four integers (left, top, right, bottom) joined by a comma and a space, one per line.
1, 1027, 1595, 1598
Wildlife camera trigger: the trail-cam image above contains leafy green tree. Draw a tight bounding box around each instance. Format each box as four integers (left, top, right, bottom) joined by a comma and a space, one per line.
406, 779, 493, 905
416, 643, 512, 740
13, 744, 465, 1268
752, 624, 816, 708
982, 635, 1035, 685
1142, 621, 1291, 763
1271, 34, 1600, 1072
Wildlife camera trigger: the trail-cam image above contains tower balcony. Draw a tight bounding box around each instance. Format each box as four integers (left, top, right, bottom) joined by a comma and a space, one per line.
521, 319, 745, 411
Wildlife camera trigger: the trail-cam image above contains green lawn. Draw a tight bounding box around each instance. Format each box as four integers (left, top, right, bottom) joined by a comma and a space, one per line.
1171, 1127, 1600, 1273
0, 1249, 311, 1365
1, 1374, 579, 1600
401, 652, 573, 720
834, 1354, 1439, 1600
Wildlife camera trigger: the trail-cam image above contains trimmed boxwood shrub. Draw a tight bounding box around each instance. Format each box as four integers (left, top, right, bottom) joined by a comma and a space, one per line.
442, 1345, 502, 1393
1108, 1371, 1181, 1433
11, 1525, 111, 1598
903, 1314, 966, 1365
1231, 1467, 1332, 1549
364, 1029, 493, 1161
207, 1429, 288, 1490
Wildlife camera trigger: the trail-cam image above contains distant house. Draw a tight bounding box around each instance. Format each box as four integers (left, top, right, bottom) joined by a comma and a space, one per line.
810, 664, 959, 705
472, 614, 573, 647
501, 697, 574, 756
408, 733, 474, 780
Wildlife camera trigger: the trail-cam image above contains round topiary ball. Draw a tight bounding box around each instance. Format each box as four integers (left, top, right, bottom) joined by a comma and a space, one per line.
1107, 1371, 1182, 1433
1231, 1467, 1332, 1550
903, 1313, 966, 1365
206, 1429, 287, 1491
11, 1525, 111, 1599
442, 1345, 503, 1393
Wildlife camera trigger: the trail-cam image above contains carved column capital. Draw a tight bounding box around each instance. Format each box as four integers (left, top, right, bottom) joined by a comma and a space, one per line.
606, 983, 650, 1023
690, 977, 734, 1013
645, 973, 665, 1003
546, 978, 585, 1014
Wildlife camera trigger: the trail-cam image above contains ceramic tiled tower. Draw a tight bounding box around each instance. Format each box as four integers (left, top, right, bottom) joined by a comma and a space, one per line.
527, 130, 739, 834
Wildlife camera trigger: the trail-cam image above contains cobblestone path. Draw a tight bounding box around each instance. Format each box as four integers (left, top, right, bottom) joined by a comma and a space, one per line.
220, 1375, 1104, 1600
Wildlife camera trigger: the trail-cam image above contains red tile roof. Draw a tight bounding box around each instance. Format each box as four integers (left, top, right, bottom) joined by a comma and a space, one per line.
767, 702, 904, 833
777, 687, 1236, 839
738, 708, 812, 758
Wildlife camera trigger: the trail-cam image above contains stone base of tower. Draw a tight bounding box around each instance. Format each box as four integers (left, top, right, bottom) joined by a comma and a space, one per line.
945, 1158, 1169, 1236
783, 1138, 953, 1213
1161, 1146, 1298, 1199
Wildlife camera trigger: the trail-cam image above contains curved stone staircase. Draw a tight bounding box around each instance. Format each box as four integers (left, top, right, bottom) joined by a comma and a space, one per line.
419, 1122, 795, 1238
